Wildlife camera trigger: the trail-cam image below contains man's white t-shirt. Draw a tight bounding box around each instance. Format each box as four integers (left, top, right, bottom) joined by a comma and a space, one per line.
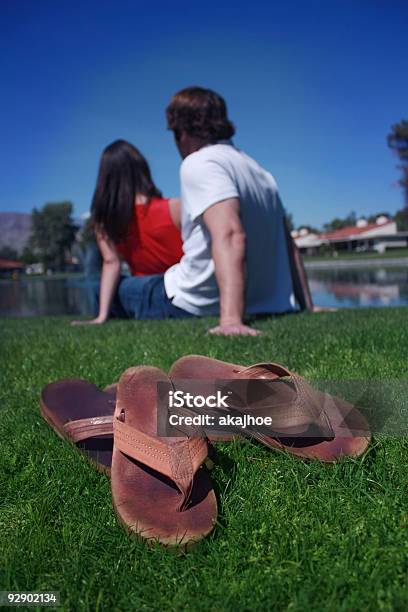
164, 140, 296, 316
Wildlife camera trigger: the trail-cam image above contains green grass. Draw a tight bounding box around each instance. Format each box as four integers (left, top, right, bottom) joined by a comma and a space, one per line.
1, 310, 408, 611
303, 248, 408, 263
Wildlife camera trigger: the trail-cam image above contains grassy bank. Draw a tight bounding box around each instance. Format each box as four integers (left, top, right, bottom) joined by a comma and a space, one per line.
303, 248, 408, 263
1, 310, 408, 611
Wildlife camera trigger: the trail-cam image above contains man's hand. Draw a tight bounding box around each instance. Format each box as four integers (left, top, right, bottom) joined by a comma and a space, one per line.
208, 323, 261, 336
312, 306, 338, 313
71, 317, 106, 326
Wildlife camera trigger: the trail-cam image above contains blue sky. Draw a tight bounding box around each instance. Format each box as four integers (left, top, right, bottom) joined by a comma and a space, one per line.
1, 0, 407, 228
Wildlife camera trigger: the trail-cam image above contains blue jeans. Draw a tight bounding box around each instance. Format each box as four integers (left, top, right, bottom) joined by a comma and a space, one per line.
84, 243, 192, 320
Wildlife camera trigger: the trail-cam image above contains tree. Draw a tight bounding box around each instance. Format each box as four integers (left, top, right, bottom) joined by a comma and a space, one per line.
77, 217, 96, 250
298, 225, 320, 234
0, 246, 19, 261
20, 246, 37, 265
388, 120, 408, 231
388, 119, 408, 204
323, 211, 357, 232
367, 212, 390, 224
395, 208, 408, 232
29, 202, 77, 271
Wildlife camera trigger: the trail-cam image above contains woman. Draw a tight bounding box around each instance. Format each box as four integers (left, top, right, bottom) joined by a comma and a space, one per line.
72, 140, 183, 325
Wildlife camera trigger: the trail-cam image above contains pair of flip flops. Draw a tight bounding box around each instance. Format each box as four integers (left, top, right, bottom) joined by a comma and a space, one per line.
40, 355, 371, 547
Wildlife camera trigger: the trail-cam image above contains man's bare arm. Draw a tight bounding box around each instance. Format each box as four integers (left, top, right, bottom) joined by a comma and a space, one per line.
203, 198, 260, 336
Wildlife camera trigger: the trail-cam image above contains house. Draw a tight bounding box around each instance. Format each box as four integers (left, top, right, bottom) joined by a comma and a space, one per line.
0, 258, 24, 276
25, 262, 45, 275
293, 217, 408, 255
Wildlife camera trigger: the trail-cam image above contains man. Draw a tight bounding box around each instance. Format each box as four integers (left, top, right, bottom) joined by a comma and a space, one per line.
164, 86, 306, 336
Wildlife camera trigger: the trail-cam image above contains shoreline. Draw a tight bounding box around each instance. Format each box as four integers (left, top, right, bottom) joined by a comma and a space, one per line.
304, 257, 408, 269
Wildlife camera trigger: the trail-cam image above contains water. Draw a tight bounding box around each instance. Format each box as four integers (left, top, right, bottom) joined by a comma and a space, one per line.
1, 266, 408, 317
307, 266, 408, 309
0, 276, 95, 317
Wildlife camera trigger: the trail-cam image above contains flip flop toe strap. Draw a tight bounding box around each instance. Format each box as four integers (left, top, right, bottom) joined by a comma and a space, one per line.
114, 415, 208, 511
237, 363, 335, 439
64, 415, 114, 442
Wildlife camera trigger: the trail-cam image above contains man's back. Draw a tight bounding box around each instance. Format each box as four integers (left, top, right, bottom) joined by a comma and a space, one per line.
164, 141, 296, 316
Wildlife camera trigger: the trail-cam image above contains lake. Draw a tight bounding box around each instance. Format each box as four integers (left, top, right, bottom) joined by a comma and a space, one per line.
307, 266, 408, 309
1, 266, 408, 317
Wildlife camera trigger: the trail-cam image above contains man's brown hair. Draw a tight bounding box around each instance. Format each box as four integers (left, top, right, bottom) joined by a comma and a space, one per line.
166, 86, 235, 143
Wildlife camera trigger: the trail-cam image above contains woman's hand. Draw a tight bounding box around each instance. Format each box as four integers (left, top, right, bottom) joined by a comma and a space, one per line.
71, 317, 106, 326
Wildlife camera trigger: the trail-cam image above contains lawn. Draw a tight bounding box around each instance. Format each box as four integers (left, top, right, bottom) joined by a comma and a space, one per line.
1, 309, 408, 611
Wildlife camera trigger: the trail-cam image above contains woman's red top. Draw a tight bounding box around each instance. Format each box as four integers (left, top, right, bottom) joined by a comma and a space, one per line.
116, 198, 183, 276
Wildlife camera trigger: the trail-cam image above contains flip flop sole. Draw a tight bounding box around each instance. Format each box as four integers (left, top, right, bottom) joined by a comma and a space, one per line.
40, 379, 116, 474
111, 460, 217, 548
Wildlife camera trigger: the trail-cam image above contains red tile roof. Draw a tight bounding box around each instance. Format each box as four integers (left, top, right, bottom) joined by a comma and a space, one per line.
320, 221, 393, 241
0, 259, 23, 269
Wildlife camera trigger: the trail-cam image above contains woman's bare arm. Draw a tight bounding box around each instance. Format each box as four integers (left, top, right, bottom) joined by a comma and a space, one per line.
71, 232, 121, 325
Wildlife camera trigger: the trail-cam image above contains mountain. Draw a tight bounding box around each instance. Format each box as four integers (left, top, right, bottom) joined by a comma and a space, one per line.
0, 212, 32, 254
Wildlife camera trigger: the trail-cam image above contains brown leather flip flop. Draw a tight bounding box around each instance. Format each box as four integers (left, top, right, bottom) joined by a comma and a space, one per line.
169, 355, 371, 461
111, 366, 217, 547
40, 379, 117, 473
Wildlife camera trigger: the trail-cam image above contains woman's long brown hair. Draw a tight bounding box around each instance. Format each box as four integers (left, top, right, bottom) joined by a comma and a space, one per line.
91, 140, 162, 243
